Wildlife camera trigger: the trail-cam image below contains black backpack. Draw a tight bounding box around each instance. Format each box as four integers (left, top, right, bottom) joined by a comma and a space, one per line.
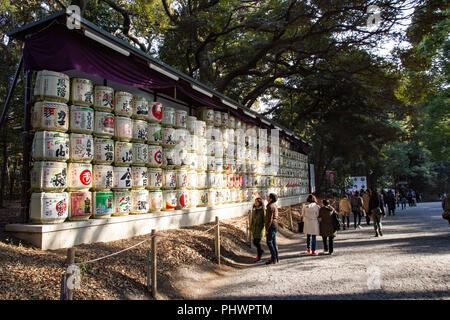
332, 212, 341, 231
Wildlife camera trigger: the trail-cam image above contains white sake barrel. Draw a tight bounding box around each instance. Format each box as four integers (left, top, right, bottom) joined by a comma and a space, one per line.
68, 191, 92, 221
112, 190, 131, 216
93, 86, 114, 111
132, 166, 148, 189
162, 106, 176, 127
132, 119, 148, 142
198, 107, 214, 124
132, 96, 149, 120
67, 163, 92, 191
236, 145, 245, 160
92, 191, 114, 218
32, 101, 69, 132
176, 189, 189, 209
94, 111, 114, 137
174, 148, 188, 168
148, 190, 163, 212
163, 147, 175, 168
31, 161, 67, 192
113, 166, 132, 190
223, 188, 231, 203
230, 188, 238, 203
197, 172, 207, 189
215, 173, 224, 189
197, 189, 208, 207
207, 155, 215, 171
30, 192, 68, 224
33, 70, 70, 103
187, 152, 198, 170
206, 172, 216, 188
238, 189, 245, 202
114, 116, 132, 142
228, 116, 236, 129
215, 189, 223, 205
32, 131, 69, 162
176, 169, 188, 188
206, 189, 216, 207
186, 116, 197, 134
69, 133, 94, 163
198, 137, 206, 155
221, 112, 228, 127
92, 165, 114, 191
132, 143, 149, 166
206, 139, 214, 156
147, 122, 162, 145
225, 143, 235, 159
147, 102, 162, 123
114, 141, 133, 166
162, 170, 176, 189
235, 119, 242, 130
174, 128, 188, 149
69, 106, 94, 134
187, 170, 197, 189
93, 138, 114, 164
162, 190, 177, 210
70, 78, 93, 106
186, 134, 198, 152
147, 168, 162, 190
215, 157, 223, 173
175, 109, 187, 128
188, 189, 198, 208
195, 120, 206, 137
114, 91, 133, 117
148, 145, 163, 167
131, 189, 149, 214
226, 128, 235, 143
161, 127, 176, 147
214, 141, 224, 158
213, 111, 222, 127
197, 155, 207, 172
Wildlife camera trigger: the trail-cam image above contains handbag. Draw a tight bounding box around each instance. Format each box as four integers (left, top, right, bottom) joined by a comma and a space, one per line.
443, 211, 450, 220
332, 212, 341, 231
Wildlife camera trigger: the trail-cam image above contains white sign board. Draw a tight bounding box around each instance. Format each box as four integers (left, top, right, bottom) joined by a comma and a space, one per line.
347, 176, 367, 193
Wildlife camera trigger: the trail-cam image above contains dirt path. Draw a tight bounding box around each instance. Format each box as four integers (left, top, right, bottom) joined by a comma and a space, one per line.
181, 202, 450, 300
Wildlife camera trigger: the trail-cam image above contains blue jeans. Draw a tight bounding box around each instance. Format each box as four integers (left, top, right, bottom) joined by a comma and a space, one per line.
306, 234, 316, 251
266, 225, 279, 262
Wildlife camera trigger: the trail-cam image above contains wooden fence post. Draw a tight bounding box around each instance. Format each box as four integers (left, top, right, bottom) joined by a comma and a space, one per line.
247, 210, 251, 247
65, 247, 76, 300
289, 206, 294, 230
151, 229, 157, 299
214, 216, 220, 265
146, 249, 151, 294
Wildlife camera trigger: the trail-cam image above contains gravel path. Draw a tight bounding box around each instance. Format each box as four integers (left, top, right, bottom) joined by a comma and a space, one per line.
192, 202, 450, 300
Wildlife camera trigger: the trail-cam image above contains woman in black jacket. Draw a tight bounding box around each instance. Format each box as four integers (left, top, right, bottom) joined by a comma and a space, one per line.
369, 190, 385, 237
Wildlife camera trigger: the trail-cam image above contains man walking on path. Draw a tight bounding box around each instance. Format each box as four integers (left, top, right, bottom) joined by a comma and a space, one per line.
351, 191, 363, 228
369, 189, 385, 237
362, 190, 371, 225
386, 190, 396, 216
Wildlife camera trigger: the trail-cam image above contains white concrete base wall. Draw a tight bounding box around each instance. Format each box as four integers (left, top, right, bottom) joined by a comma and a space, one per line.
5, 196, 305, 250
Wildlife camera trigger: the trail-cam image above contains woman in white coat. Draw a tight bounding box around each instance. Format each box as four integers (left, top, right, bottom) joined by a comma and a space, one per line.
302, 194, 321, 255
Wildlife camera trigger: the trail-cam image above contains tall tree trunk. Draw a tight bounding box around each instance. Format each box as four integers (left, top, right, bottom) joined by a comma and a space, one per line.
0, 125, 8, 208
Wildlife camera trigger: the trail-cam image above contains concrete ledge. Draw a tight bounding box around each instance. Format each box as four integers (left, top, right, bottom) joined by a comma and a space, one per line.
5, 195, 305, 250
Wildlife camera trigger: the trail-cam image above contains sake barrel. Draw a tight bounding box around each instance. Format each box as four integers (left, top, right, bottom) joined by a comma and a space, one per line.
186, 116, 197, 134
68, 191, 92, 221
230, 188, 238, 203
194, 120, 206, 137
198, 137, 207, 155
112, 191, 131, 216
67, 163, 92, 191
214, 141, 224, 158
132, 143, 149, 166
132, 166, 148, 189
206, 172, 216, 188
215, 173, 224, 189
69, 133, 94, 163
197, 154, 207, 172
174, 148, 188, 168
176, 189, 189, 209
187, 152, 198, 170
162, 106, 176, 127
92, 191, 114, 218
162, 170, 176, 189
225, 173, 232, 188
148, 144, 163, 167
147, 122, 162, 145
32, 101, 69, 132
187, 134, 198, 152
132, 96, 149, 120
175, 109, 187, 129
197, 189, 208, 207
147, 168, 163, 190
174, 128, 188, 149
30, 192, 68, 224
197, 172, 207, 189
188, 189, 198, 208
242, 173, 248, 188
31, 161, 67, 192
215, 189, 223, 205
215, 157, 223, 173
224, 142, 235, 159
130, 189, 149, 214
238, 189, 245, 202
206, 155, 215, 171
221, 112, 228, 127
114, 91, 133, 117
163, 190, 177, 210
161, 127, 176, 147
206, 139, 215, 156
114, 141, 133, 166
132, 119, 148, 142
114, 116, 132, 142
148, 190, 163, 212
70, 78, 93, 106
228, 116, 236, 129
163, 147, 175, 168
32, 131, 69, 162
235, 119, 242, 130
198, 107, 214, 124
187, 170, 197, 189
33, 70, 70, 103
223, 188, 231, 203
113, 166, 132, 190
206, 189, 216, 207
213, 111, 222, 127
94, 86, 114, 111
94, 111, 114, 137
148, 102, 162, 123
93, 137, 114, 164
232, 173, 239, 188
69, 106, 94, 134
92, 165, 114, 191
176, 169, 188, 188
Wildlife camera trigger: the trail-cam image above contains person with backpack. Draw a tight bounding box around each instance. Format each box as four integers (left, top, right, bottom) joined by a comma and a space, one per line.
250, 197, 265, 263
351, 191, 364, 229
302, 194, 321, 255
265, 193, 279, 264
369, 189, 385, 237
362, 189, 371, 225
386, 190, 396, 216
339, 194, 352, 230
319, 199, 339, 255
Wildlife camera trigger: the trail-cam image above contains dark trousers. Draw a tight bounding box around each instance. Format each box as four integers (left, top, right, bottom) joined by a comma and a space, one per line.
322, 236, 334, 253
266, 225, 279, 262
365, 212, 371, 224
353, 210, 361, 228
388, 207, 395, 216
342, 215, 350, 228
253, 238, 263, 259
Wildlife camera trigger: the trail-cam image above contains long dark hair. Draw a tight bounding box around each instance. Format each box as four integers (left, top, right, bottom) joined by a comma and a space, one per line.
306, 194, 317, 203
268, 193, 278, 204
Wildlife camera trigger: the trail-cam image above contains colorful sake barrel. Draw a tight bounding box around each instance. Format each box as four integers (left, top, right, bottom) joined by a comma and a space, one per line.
92, 191, 114, 218
147, 168, 162, 190
198, 189, 208, 207
114, 141, 133, 166
93, 138, 114, 164
162, 170, 176, 189
132, 96, 149, 120
225, 173, 232, 188
94, 111, 114, 137
197, 172, 207, 189
31, 161, 67, 192
94, 86, 114, 111
213, 111, 222, 127
114, 116, 132, 142
30, 192, 68, 224
175, 109, 187, 129
161, 127, 176, 147
162, 106, 176, 127
32, 131, 69, 162
69, 133, 94, 163
67, 163, 92, 191
176, 169, 188, 188
163, 147, 175, 168
114, 91, 133, 117
186, 116, 197, 134
70, 78, 93, 106
148, 145, 163, 167
242, 174, 248, 188
68, 191, 92, 221
131, 189, 149, 214
198, 107, 214, 124
147, 122, 162, 145
206, 189, 216, 207
92, 165, 114, 191
176, 189, 189, 209
112, 191, 131, 216
175, 128, 188, 149
223, 157, 235, 172
132, 143, 149, 166
188, 189, 198, 208
132, 166, 148, 189
31, 101, 69, 132
113, 166, 132, 190
33, 70, 70, 103
132, 119, 148, 142
174, 148, 188, 168
228, 116, 236, 129
149, 190, 163, 212
187, 170, 197, 189
162, 190, 177, 210
69, 106, 94, 134
194, 120, 206, 137
148, 102, 162, 123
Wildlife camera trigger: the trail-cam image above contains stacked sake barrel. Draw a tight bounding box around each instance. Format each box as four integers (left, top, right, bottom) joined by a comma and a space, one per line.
278, 140, 309, 197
